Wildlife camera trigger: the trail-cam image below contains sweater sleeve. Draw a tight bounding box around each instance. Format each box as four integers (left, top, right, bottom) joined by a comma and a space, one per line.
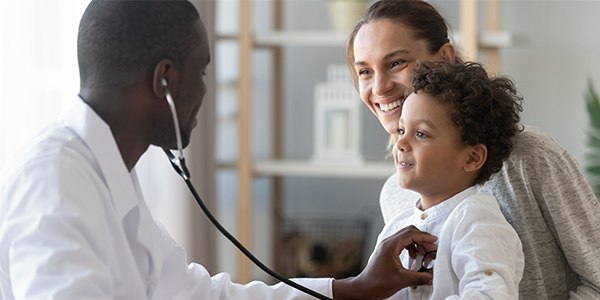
379, 173, 419, 224
527, 134, 600, 299
481, 126, 600, 299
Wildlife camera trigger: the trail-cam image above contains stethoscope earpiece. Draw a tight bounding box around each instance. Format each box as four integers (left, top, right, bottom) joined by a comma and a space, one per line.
162, 77, 186, 170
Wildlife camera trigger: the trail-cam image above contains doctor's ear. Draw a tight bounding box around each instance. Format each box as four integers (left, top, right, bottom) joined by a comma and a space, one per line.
152, 58, 175, 97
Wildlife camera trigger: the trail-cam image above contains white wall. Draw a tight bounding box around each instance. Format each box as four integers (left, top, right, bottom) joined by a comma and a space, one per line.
0, 1, 86, 168
501, 0, 600, 164
434, 0, 600, 165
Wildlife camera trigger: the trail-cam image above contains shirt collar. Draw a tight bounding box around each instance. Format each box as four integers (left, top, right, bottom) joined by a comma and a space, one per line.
61, 96, 139, 220
413, 186, 478, 221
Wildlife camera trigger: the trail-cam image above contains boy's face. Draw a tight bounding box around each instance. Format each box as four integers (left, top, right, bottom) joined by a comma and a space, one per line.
394, 92, 475, 207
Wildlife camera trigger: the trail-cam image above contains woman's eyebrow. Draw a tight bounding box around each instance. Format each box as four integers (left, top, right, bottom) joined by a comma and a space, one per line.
354, 48, 410, 66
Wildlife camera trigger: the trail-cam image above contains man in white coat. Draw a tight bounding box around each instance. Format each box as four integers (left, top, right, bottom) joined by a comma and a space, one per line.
0, 1, 437, 299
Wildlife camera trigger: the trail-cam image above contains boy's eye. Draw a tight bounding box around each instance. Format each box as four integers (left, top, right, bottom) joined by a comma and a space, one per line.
397, 128, 405, 136
416, 131, 428, 138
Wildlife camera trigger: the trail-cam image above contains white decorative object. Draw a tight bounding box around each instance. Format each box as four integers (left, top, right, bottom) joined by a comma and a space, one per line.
312, 65, 363, 164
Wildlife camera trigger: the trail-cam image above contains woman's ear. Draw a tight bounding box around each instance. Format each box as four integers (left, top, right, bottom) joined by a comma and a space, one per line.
437, 43, 456, 63
464, 144, 487, 173
152, 59, 175, 97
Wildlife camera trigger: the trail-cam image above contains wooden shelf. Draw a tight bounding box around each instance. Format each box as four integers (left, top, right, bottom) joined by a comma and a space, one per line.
454, 31, 513, 48
254, 31, 350, 47
253, 160, 395, 179
217, 30, 514, 48
218, 160, 396, 179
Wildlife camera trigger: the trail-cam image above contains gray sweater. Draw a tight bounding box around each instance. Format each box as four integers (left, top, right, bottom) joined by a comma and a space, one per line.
380, 126, 600, 299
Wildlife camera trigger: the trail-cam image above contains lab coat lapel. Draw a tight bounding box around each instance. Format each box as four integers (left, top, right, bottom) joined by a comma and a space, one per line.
130, 169, 162, 295
64, 98, 161, 294
64, 97, 138, 219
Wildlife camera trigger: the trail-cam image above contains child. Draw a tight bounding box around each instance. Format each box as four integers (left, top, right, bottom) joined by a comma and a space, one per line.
375, 61, 525, 299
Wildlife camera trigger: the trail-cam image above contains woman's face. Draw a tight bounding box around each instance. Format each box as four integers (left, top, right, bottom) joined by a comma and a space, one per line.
352, 19, 451, 134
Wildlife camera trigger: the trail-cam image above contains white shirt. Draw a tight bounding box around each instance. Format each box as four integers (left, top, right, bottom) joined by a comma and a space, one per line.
372, 187, 524, 300
0, 98, 332, 299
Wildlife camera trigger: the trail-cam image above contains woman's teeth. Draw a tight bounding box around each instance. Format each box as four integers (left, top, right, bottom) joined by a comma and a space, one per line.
380, 99, 402, 112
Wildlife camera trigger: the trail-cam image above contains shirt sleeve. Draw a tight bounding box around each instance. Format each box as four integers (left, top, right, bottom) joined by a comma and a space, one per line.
436, 198, 524, 300
0, 154, 117, 299
153, 222, 334, 300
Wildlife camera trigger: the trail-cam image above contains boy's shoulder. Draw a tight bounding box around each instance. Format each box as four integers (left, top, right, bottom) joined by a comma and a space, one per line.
448, 193, 504, 224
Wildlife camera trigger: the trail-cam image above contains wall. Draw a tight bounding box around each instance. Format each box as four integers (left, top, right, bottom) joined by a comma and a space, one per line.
501, 0, 600, 164
0, 1, 85, 168
434, 0, 600, 164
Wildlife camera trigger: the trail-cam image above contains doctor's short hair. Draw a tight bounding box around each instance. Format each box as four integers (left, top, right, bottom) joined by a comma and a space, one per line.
77, 0, 200, 90
411, 61, 524, 185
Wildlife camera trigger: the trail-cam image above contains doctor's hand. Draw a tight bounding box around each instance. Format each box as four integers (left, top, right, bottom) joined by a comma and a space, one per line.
332, 225, 437, 300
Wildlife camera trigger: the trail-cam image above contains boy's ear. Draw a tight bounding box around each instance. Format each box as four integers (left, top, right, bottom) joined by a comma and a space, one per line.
464, 144, 487, 173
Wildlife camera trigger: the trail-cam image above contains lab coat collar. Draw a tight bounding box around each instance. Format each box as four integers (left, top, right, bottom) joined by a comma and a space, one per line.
61, 96, 139, 220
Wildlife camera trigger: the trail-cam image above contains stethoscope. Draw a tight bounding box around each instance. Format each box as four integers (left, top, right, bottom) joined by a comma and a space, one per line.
161, 79, 332, 300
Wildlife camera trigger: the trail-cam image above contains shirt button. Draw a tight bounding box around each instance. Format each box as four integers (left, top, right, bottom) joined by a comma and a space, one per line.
484, 270, 493, 276
420, 213, 428, 220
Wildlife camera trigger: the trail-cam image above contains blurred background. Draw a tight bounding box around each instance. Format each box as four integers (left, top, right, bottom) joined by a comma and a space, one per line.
1, 0, 599, 284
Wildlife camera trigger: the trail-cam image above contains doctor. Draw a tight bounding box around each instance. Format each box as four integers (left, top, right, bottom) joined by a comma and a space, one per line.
0, 1, 436, 299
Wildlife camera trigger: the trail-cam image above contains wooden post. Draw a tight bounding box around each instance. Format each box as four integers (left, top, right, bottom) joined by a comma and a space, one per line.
237, 0, 253, 283
486, 0, 501, 74
271, 0, 285, 276
459, 0, 478, 61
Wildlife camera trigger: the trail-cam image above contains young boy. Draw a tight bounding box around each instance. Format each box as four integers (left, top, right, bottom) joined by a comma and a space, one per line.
375, 61, 525, 299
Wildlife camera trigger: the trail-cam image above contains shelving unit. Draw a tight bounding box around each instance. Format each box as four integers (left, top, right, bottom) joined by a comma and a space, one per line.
229, 0, 510, 282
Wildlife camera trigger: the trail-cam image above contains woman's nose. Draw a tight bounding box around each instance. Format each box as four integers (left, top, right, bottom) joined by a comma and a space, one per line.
373, 73, 394, 97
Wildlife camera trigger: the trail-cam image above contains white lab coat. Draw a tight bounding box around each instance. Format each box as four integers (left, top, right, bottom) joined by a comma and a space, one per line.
0, 98, 332, 299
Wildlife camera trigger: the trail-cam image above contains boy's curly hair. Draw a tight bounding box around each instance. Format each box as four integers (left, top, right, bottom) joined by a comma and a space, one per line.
411, 61, 524, 185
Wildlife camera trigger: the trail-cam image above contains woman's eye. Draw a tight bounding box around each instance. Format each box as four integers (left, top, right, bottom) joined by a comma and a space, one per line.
391, 60, 407, 69
358, 69, 371, 76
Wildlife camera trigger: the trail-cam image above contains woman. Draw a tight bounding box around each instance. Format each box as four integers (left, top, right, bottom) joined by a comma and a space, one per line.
346, 0, 600, 299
